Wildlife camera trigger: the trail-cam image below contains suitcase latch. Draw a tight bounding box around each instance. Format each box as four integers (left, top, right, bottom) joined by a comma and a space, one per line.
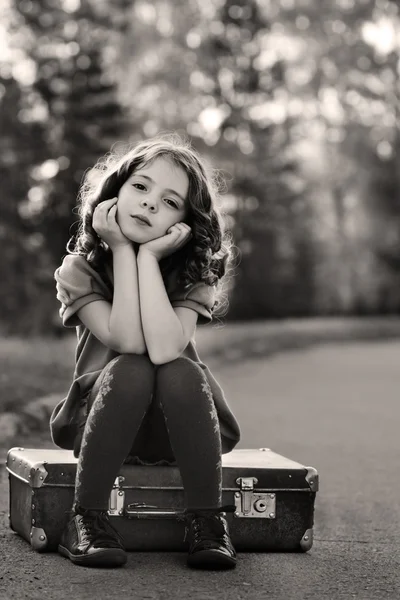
108, 476, 125, 516
234, 477, 276, 519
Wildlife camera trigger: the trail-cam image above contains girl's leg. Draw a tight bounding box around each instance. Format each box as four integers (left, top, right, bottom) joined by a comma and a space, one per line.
74, 354, 155, 511
155, 357, 223, 511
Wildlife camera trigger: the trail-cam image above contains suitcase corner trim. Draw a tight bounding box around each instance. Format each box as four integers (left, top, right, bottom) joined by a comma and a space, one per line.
299, 528, 313, 552
6, 453, 49, 488
30, 526, 49, 551
305, 466, 319, 492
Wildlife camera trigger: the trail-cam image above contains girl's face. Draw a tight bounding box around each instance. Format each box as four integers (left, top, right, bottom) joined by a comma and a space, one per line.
116, 156, 189, 244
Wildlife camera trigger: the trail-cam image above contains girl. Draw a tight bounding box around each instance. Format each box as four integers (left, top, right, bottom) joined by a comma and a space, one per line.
51, 133, 241, 570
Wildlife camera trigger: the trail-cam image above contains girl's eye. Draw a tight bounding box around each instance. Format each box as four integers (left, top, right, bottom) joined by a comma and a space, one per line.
166, 199, 179, 209
132, 183, 146, 191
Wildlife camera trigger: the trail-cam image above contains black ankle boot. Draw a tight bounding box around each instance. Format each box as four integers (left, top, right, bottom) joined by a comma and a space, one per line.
58, 505, 127, 567
183, 504, 237, 569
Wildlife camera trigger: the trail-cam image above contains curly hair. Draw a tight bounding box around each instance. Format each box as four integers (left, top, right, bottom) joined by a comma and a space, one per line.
66, 132, 236, 317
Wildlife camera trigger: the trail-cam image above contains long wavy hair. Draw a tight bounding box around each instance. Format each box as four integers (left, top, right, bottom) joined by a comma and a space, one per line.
67, 133, 235, 316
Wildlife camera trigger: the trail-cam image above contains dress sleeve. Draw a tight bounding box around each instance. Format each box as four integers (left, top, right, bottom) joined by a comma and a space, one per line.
170, 281, 217, 325
54, 254, 107, 328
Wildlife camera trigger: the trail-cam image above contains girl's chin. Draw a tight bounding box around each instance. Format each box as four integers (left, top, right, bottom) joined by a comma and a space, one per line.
121, 221, 162, 244
120, 227, 152, 244
124, 233, 158, 245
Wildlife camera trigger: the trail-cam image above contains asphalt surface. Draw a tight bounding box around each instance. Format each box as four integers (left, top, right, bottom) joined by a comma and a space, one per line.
0, 340, 399, 599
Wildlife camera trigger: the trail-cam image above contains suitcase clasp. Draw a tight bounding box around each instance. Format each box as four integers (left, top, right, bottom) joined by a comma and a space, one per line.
108, 476, 125, 516
234, 477, 276, 519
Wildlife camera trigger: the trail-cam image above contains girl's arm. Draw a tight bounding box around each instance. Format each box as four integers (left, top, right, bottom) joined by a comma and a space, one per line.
137, 249, 188, 364
77, 196, 146, 354
109, 244, 147, 354
76, 245, 146, 354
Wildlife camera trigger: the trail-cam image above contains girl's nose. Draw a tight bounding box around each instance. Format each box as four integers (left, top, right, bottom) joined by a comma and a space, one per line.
140, 198, 157, 212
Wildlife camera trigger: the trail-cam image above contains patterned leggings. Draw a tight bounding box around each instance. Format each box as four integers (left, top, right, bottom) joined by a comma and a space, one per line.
74, 354, 223, 511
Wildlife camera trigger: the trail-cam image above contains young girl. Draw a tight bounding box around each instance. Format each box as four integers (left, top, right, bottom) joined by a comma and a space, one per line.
51, 133, 241, 570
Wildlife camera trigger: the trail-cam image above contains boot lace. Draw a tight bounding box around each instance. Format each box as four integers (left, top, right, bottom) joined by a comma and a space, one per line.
77, 510, 124, 549
181, 504, 236, 544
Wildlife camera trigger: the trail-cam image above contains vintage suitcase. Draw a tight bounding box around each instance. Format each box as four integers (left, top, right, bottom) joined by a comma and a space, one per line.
6, 446, 318, 553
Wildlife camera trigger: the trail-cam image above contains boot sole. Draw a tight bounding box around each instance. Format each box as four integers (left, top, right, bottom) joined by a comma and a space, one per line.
187, 548, 237, 570
58, 544, 127, 568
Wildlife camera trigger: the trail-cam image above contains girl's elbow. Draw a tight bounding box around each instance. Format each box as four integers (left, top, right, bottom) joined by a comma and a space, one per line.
149, 354, 175, 366
149, 348, 181, 365
115, 341, 147, 355
147, 336, 186, 365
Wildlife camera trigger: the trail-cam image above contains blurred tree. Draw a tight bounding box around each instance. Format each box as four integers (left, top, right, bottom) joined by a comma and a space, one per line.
11, 0, 131, 262
275, 0, 400, 313
0, 73, 51, 334
1, 0, 131, 333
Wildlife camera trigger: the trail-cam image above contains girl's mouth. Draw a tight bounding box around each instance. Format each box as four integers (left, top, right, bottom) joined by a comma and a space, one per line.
131, 215, 151, 226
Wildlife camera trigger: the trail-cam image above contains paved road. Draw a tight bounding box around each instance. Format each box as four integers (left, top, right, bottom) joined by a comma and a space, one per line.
0, 341, 399, 599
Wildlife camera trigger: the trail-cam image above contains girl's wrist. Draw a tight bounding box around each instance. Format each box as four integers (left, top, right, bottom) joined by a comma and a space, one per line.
138, 246, 161, 262
111, 242, 135, 255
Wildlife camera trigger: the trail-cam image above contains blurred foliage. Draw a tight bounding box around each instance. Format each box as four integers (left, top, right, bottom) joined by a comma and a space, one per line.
0, 0, 399, 334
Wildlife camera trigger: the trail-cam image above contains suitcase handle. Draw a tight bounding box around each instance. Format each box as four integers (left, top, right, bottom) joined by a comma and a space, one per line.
125, 503, 185, 520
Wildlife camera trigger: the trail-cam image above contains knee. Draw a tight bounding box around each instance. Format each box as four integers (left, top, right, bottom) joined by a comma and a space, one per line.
156, 356, 205, 394
114, 353, 154, 370
105, 353, 155, 388
90, 353, 155, 412
156, 356, 198, 380
156, 357, 214, 412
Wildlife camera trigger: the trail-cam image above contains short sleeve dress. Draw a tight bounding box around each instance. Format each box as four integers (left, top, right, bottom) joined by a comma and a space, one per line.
50, 254, 241, 465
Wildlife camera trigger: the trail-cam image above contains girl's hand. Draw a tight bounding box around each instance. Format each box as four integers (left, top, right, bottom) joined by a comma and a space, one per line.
139, 222, 192, 261
92, 197, 131, 251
